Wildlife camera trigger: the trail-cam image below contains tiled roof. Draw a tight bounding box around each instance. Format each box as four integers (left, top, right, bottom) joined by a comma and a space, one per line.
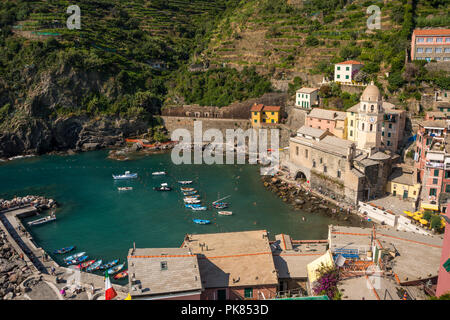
413, 28, 450, 36
251, 104, 280, 112
296, 126, 327, 139
297, 87, 319, 94
128, 248, 202, 297
263, 106, 281, 112
308, 108, 346, 121
250, 103, 264, 112
336, 60, 364, 65
389, 167, 416, 186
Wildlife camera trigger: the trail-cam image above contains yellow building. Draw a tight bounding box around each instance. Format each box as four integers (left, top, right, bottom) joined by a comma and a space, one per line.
386, 167, 421, 201
346, 105, 359, 142
251, 104, 280, 126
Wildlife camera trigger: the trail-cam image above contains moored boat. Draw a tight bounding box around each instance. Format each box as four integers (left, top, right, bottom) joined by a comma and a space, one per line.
218, 211, 233, 216
113, 171, 137, 180
191, 206, 207, 211
182, 191, 198, 196
108, 263, 125, 275
28, 213, 56, 226
54, 246, 75, 254
184, 194, 200, 199
113, 270, 128, 280
100, 259, 119, 270
66, 255, 88, 266
180, 187, 195, 192
184, 198, 201, 204
152, 171, 166, 176
118, 187, 133, 191
178, 181, 193, 185
185, 204, 202, 208
64, 252, 86, 262
193, 219, 210, 225
86, 260, 102, 272
75, 259, 96, 269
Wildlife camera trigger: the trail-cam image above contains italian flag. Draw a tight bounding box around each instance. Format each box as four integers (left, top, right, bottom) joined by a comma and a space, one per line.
105, 271, 117, 300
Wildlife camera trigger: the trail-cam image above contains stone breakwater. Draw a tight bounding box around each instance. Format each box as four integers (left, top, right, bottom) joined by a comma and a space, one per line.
0, 229, 34, 300
261, 176, 373, 228
1, 196, 56, 212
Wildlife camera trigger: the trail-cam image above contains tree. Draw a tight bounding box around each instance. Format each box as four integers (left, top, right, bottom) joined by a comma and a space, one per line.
305, 36, 319, 47
354, 70, 369, 83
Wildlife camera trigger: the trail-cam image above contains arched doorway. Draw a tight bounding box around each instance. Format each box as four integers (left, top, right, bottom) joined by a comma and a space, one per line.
295, 170, 307, 181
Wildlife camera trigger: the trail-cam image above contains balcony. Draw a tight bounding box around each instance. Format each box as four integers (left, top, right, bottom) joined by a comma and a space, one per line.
426, 161, 444, 169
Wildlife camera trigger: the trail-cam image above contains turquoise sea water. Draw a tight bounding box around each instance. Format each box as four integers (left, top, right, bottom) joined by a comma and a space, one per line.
0, 150, 336, 279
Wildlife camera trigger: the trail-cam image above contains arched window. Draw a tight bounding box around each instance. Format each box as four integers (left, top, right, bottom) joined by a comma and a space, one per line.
370, 105, 374, 112
370, 124, 373, 131
362, 123, 365, 131
363, 104, 366, 111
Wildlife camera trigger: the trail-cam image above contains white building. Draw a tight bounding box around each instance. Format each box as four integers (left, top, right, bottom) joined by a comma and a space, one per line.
295, 87, 319, 109
334, 60, 364, 83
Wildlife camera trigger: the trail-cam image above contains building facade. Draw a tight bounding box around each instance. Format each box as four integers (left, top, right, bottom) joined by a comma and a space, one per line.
334, 60, 364, 83
411, 28, 450, 62
250, 104, 280, 126
305, 108, 347, 139
295, 88, 319, 109
436, 206, 450, 297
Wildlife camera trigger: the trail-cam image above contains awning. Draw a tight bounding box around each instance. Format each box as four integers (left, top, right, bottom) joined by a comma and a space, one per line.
421, 203, 439, 211
426, 152, 444, 161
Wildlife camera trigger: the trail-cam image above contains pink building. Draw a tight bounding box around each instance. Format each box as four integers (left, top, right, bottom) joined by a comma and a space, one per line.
411, 28, 450, 62
436, 206, 450, 297
305, 108, 347, 139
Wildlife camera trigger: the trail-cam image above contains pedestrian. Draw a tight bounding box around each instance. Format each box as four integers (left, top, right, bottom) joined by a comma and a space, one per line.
19, 253, 24, 260
51, 266, 56, 276
90, 283, 95, 295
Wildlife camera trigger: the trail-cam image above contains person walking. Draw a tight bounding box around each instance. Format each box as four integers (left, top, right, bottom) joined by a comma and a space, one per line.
51, 266, 56, 276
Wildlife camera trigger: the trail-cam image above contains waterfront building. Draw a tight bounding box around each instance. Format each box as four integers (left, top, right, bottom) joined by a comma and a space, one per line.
334, 60, 364, 83
346, 83, 406, 153
305, 108, 347, 139
250, 104, 280, 126
386, 166, 421, 201
295, 87, 319, 109
182, 230, 278, 300
127, 247, 203, 300
436, 205, 450, 297
411, 28, 450, 62
425, 111, 450, 121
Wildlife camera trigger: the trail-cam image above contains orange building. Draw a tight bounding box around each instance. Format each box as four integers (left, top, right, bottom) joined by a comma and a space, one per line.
250, 104, 280, 126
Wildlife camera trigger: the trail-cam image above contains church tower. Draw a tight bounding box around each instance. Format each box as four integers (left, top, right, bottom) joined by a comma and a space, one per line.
357, 82, 384, 153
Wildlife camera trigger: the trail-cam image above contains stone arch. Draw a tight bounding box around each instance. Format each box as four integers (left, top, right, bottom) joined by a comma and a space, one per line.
294, 170, 307, 181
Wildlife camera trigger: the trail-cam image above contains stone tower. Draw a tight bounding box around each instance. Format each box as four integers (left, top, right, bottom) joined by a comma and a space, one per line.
357, 82, 384, 153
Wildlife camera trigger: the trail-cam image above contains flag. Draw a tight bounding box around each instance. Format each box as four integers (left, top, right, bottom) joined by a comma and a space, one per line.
105, 271, 117, 300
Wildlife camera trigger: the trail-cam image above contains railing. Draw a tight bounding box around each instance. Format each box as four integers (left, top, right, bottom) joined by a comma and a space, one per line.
425, 161, 444, 168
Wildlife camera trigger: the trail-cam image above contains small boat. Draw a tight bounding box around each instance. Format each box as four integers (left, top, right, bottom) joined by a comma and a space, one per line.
64, 252, 86, 262
154, 186, 172, 191
178, 181, 193, 185
185, 204, 202, 208
193, 219, 210, 225
183, 191, 198, 196
152, 171, 166, 176
184, 195, 200, 199
86, 260, 102, 272
181, 187, 195, 192
184, 198, 201, 204
213, 202, 229, 209
113, 171, 137, 180
100, 259, 119, 270
75, 259, 96, 269
118, 187, 133, 191
113, 270, 128, 280
28, 213, 56, 226
54, 246, 75, 254
108, 263, 125, 275
66, 255, 88, 266
218, 211, 233, 216
191, 206, 207, 211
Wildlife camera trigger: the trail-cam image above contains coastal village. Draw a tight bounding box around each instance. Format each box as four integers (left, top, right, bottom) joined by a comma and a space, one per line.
0, 27, 450, 301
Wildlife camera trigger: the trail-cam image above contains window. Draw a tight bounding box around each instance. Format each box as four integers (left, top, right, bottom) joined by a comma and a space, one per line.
337, 66, 341, 70
417, 37, 424, 43
254, 119, 257, 123
435, 48, 442, 53
345, 75, 349, 79
436, 37, 443, 43
362, 123, 365, 131
446, 185, 450, 193
447, 171, 450, 179
350, 120, 354, 126
387, 132, 391, 137
271, 119, 274, 123
370, 124, 373, 131
445, 48, 450, 53
337, 74, 340, 79
320, 158, 323, 164
430, 188, 437, 196
296, 146, 299, 156
271, 112, 274, 115
387, 140, 391, 146
382, 131, 385, 136
432, 178, 439, 185
426, 37, 433, 43
434, 169, 439, 177
446, 38, 450, 43
337, 170, 341, 178
445, 57, 450, 61
389, 123, 392, 129
350, 130, 353, 137
305, 149, 308, 158
254, 112, 257, 115
371, 105, 374, 112
161, 261, 168, 270
417, 48, 423, 53
425, 48, 433, 53
346, 66, 350, 71
244, 288, 253, 299
313, 160, 316, 168
323, 165, 327, 173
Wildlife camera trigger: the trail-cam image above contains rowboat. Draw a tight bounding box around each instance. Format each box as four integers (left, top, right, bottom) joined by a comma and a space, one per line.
118, 187, 133, 191
191, 206, 207, 211
108, 263, 125, 275
66, 255, 88, 266
154, 186, 172, 191
185, 204, 202, 208
178, 181, 193, 185
75, 259, 96, 269
183, 191, 198, 196
113, 171, 137, 180
184, 195, 200, 199
193, 219, 210, 225
181, 187, 195, 192
184, 198, 201, 204
64, 252, 86, 262
54, 246, 75, 255
218, 211, 233, 216
113, 270, 128, 280
152, 171, 166, 176
28, 213, 56, 226
100, 259, 119, 270
86, 260, 102, 272
213, 202, 229, 209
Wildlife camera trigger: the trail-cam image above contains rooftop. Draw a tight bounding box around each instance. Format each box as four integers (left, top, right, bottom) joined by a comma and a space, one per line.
307, 108, 346, 121
336, 60, 364, 65
182, 230, 278, 288
250, 103, 264, 112
297, 87, 319, 94
388, 167, 417, 186
292, 127, 354, 157
413, 28, 450, 36
296, 126, 328, 139
127, 247, 202, 297
419, 120, 447, 129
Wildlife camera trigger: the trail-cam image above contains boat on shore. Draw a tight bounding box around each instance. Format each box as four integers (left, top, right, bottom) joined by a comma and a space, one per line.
118, 187, 133, 191
218, 211, 233, 216
108, 263, 125, 275
178, 181, 193, 185
193, 219, 210, 225
64, 252, 86, 262
114, 270, 128, 280
113, 171, 137, 180
28, 213, 56, 226
152, 171, 166, 176
86, 260, 102, 272
54, 246, 75, 254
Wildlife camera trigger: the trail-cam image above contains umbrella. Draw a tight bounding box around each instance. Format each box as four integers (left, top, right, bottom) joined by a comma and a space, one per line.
405, 211, 414, 217
419, 219, 428, 225
413, 215, 421, 221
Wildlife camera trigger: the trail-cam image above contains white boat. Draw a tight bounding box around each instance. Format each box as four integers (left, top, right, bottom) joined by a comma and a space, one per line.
113, 171, 137, 180
28, 213, 56, 226
178, 181, 193, 184
118, 187, 133, 191
184, 199, 201, 204
218, 211, 233, 216
191, 206, 207, 211
152, 171, 166, 176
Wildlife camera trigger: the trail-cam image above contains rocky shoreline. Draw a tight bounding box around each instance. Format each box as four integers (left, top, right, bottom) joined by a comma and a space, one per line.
261, 176, 373, 228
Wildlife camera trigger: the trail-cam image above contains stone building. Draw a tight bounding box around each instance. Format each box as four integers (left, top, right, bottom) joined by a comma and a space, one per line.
305, 108, 347, 139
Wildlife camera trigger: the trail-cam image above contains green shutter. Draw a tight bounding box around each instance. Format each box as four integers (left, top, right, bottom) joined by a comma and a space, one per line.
444, 258, 450, 272
244, 288, 253, 298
